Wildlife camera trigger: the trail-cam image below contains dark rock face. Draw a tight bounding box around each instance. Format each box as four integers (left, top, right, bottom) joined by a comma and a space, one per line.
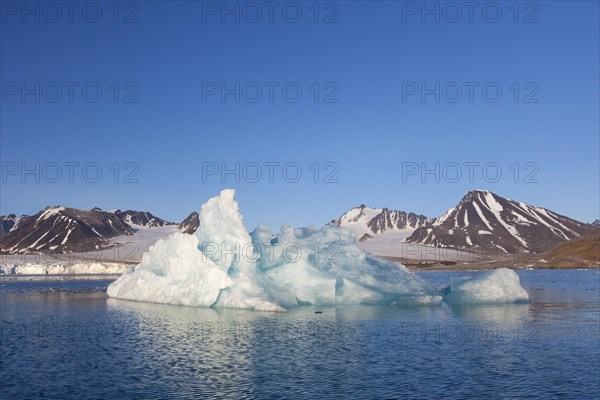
0, 207, 135, 254
337, 205, 430, 235
367, 208, 430, 234
178, 211, 199, 234
115, 210, 176, 228
407, 190, 592, 254
0, 214, 18, 237
358, 233, 373, 242
592, 219, 600, 228
0, 214, 31, 238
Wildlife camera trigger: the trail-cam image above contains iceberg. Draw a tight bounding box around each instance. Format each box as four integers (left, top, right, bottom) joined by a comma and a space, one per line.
107, 189, 443, 311
443, 268, 530, 305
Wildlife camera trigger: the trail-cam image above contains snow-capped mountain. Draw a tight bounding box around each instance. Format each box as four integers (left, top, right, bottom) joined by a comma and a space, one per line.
115, 210, 176, 228
337, 205, 430, 241
0, 214, 31, 237
178, 211, 199, 234
1, 204, 190, 255
0, 207, 135, 254
592, 219, 600, 228
406, 190, 592, 253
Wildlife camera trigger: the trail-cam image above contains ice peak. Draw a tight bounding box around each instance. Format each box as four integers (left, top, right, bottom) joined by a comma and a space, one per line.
219, 188, 236, 200
197, 189, 249, 269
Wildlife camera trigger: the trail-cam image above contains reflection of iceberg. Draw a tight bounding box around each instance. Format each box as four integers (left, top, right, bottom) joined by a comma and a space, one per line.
444, 269, 530, 305
448, 302, 530, 321
108, 190, 443, 311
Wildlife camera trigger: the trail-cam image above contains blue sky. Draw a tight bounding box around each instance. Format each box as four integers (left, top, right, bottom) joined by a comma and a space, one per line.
1, 1, 598, 230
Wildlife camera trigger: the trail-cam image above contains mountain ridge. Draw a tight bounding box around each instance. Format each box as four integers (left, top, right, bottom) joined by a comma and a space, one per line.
178, 211, 199, 234
0, 206, 178, 254
336, 204, 430, 240
406, 190, 592, 253
0, 206, 135, 254
1, 190, 593, 257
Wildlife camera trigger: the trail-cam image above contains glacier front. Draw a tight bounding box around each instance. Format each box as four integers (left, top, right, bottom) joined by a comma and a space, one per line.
107, 189, 444, 311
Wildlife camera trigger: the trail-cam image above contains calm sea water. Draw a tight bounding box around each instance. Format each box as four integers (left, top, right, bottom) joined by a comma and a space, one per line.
1, 269, 599, 399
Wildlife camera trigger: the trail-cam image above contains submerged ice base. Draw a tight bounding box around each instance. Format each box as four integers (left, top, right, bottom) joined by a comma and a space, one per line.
107, 190, 444, 311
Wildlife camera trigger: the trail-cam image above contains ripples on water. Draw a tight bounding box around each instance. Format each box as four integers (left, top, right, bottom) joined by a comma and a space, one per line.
1, 270, 598, 399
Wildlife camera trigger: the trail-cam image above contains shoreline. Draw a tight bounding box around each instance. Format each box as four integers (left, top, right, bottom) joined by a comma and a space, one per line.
380, 255, 600, 271
404, 263, 599, 271
0, 265, 597, 281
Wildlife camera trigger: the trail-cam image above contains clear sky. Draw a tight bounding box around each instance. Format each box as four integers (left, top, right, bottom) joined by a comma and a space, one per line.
1, 1, 598, 230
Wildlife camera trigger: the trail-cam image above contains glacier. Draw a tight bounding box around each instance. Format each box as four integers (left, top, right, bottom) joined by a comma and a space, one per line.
0, 261, 129, 275
107, 190, 529, 311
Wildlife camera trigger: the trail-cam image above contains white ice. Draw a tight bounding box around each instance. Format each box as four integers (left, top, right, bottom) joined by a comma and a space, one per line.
443, 268, 530, 305
0, 261, 128, 275
107, 232, 232, 307
107, 189, 444, 311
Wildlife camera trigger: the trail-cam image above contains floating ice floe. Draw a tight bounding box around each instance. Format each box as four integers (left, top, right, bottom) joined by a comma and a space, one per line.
443, 268, 530, 305
107, 189, 444, 311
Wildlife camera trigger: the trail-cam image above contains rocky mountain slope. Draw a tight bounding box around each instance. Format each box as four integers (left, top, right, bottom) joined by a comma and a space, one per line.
114, 210, 176, 228
406, 190, 592, 253
0, 207, 135, 254
177, 211, 199, 234
336, 205, 429, 242
0, 214, 31, 237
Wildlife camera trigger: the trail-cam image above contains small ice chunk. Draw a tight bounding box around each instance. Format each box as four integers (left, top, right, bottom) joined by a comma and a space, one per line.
444, 268, 529, 305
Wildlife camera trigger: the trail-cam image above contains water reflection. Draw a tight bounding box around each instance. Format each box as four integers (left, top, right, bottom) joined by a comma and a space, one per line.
448, 303, 530, 321
2, 270, 598, 399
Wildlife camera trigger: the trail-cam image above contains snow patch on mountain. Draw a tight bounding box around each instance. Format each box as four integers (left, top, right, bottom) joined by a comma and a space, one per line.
337, 204, 429, 240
